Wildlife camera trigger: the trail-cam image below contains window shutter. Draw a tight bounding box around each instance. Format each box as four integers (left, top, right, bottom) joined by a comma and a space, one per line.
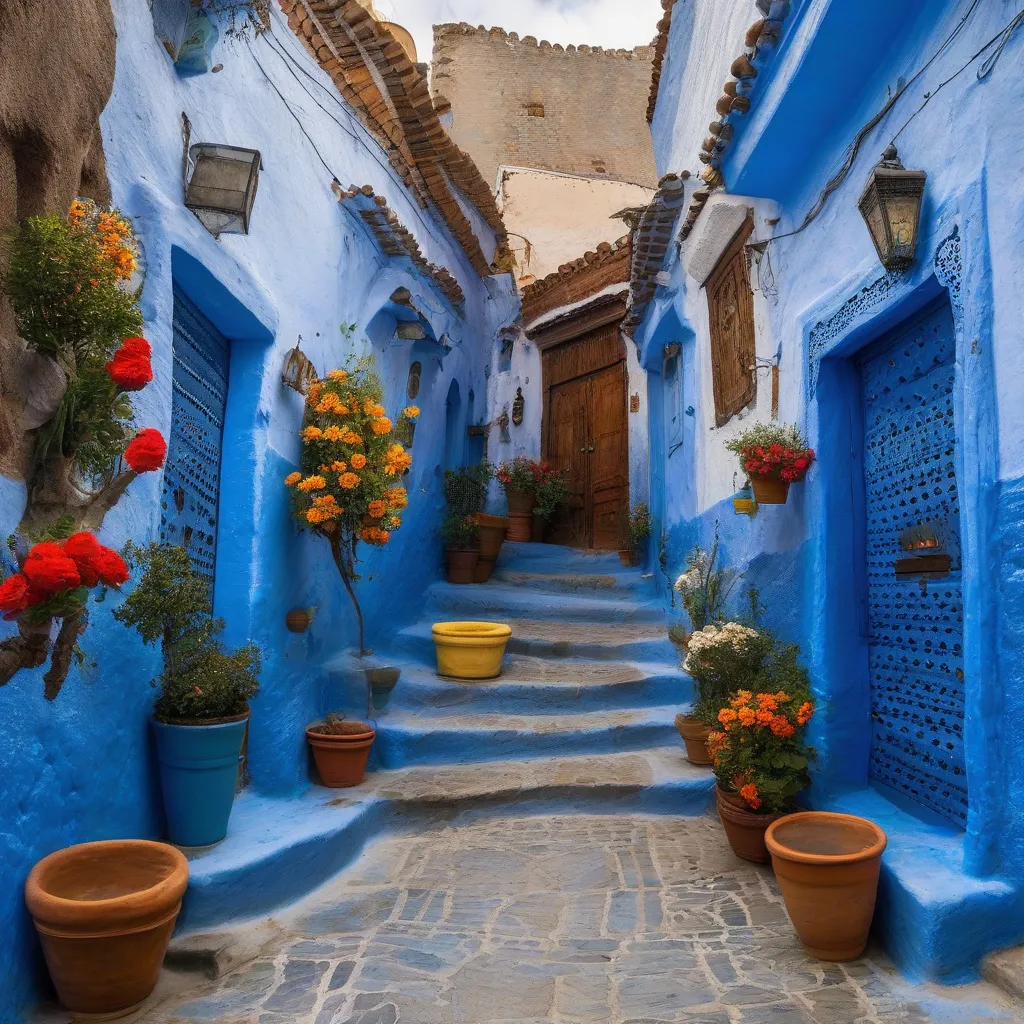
705, 219, 756, 426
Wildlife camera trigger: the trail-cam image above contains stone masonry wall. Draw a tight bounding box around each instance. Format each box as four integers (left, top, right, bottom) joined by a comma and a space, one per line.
432, 24, 659, 188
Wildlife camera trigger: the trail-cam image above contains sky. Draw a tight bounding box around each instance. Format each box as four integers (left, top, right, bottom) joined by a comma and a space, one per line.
373, 0, 665, 64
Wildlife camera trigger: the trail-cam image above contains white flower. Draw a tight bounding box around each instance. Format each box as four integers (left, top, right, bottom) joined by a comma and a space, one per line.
674, 569, 700, 593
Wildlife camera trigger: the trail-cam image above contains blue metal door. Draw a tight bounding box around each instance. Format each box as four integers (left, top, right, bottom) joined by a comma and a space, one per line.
859, 296, 965, 825
161, 287, 231, 592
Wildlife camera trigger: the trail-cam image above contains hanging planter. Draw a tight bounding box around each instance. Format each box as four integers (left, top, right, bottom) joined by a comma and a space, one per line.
725, 423, 815, 507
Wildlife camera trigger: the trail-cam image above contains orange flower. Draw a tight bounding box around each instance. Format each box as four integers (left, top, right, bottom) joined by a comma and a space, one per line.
371, 417, 393, 435
314, 494, 338, 507
755, 693, 778, 712
739, 783, 761, 810
297, 475, 326, 492
305, 507, 328, 524
730, 690, 753, 708
285, 472, 302, 486
402, 405, 420, 420
737, 707, 756, 727
338, 472, 360, 490
755, 709, 775, 726
68, 199, 88, 225
329, 460, 347, 473
706, 730, 727, 758
770, 716, 795, 739
302, 426, 323, 442
367, 500, 387, 519
307, 382, 324, 404
718, 708, 738, 726
341, 430, 362, 445
350, 453, 367, 469
796, 701, 814, 726
327, 369, 348, 382
389, 516, 402, 529
323, 425, 344, 441
386, 486, 408, 509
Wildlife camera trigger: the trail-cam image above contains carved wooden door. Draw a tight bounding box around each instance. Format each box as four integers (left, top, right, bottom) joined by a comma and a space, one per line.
547, 376, 590, 545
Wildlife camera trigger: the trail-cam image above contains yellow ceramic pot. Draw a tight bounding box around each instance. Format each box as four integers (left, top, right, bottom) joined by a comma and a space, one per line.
432, 621, 512, 680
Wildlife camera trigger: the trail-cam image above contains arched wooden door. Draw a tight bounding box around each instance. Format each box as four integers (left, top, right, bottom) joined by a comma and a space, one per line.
542, 322, 628, 549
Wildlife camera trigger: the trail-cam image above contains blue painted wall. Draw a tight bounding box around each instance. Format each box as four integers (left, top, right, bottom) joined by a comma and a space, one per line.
644, 0, 1024, 980
0, 2, 517, 1017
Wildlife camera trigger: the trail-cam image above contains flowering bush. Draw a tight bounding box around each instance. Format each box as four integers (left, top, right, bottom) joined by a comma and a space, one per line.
725, 423, 815, 484
495, 455, 537, 495
532, 464, 569, 521
626, 502, 652, 552
286, 358, 415, 654
683, 622, 769, 723
707, 687, 815, 814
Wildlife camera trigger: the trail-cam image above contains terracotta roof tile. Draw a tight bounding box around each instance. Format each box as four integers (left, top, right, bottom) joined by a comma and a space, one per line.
647, 0, 677, 124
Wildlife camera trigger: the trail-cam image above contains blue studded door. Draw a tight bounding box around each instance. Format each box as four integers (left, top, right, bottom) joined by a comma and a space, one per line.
858, 296, 965, 825
161, 287, 231, 592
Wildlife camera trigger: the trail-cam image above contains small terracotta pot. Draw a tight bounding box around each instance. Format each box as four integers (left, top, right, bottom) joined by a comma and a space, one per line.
716, 785, 783, 863
25, 840, 188, 1016
507, 512, 532, 542
750, 477, 790, 504
473, 556, 497, 583
531, 514, 547, 543
475, 514, 509, 560
766, 812, 887, 961
446, 547, 479, 584
674, 714, 712, 766
618, 550, 637, 567
306, 722, 376, 787
504, 488, 535, 515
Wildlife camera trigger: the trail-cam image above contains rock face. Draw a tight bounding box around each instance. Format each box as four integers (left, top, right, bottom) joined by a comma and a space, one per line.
0, 0, 115, 479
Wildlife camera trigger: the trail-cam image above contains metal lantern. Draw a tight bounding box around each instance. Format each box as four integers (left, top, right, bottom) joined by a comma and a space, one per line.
281, 337, 316, 394
858, 145, 926, 271
184, 144, 262, 235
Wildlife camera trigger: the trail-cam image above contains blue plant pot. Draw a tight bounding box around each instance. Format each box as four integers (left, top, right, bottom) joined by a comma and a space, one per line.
152, 715, 247, 848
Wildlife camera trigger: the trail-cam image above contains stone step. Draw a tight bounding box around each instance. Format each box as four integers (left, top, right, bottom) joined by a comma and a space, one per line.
496, 541, 627, 574
171, 750, 715, 936
424, 580, 664, 623
392, 619, 677, 664
378, 655, 691, 714
488, 566, 653, 598
983, 946, 1024, 1003
372, 704, 685, 768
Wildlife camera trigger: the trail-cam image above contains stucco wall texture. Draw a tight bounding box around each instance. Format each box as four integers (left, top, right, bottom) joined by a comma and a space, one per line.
432, 24, 659, 189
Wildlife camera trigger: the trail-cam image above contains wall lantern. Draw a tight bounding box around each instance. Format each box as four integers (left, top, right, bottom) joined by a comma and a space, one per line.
857, 145, 926, 272
511, 387, 525, 426
184, 143, 262, 236
281, 336, 317, 394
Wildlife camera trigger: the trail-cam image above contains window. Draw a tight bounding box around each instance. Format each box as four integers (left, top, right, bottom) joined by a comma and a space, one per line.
705, 218, 755, 426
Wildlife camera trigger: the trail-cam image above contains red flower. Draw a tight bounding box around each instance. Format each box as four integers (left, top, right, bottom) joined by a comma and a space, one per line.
63, 533, 129, 588
93, 547, 129, 587
0, 573, 32, 616
106, 337, 153, 392
22, 542, 81, 595
125, 429, 167, 473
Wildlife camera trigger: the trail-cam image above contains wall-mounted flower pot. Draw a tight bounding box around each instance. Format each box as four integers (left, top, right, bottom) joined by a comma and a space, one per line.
25, 840, 188, 1016
306, 720, 376, 787
152, 711, 248, 848
445, 547, 479, 584
766, 812, 887, 961
716, 785, 783, 863
675, 714, 712, 765
364, 666, 400, 710
432, 621, 512, 680
750, 477, 790, 504
733, 496, 756, 516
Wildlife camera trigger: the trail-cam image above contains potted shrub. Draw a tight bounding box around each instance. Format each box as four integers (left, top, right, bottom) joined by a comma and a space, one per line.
114, 543, 261, 848
725, 422, 815, 505
444, 463, 497, 582
306, 713, 375, 787
496, 456, 537, 542
766, 811, 887, 961
706, 644, 815, 862
531, 463, 568, 542
442, 514, 480, 584
620, 502, 651, 566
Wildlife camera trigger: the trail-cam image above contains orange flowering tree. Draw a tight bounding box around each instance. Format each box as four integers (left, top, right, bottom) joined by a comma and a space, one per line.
286, 358, 416, 655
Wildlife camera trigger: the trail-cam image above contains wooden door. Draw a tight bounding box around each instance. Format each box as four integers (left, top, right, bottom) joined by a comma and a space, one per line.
547, 376, 590, 545
589, 362, 629, 549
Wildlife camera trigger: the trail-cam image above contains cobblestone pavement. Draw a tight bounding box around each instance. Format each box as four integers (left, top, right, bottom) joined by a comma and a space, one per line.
143, 813, 1018, 1024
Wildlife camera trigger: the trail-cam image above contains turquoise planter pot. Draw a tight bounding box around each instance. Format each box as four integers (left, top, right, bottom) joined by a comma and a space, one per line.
152, 715, 247, 848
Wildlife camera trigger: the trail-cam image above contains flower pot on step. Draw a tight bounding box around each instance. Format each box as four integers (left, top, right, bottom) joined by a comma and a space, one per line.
675, 714, 712, 765
474, 515, 508, 582
716, 785, 783, 863
445, 547, 479, 584
531, 514, 547, 543
473, 556, 497, 583
504, 488, 534, 516
306, 720, 376, 787
750, 477, 790, 504
25, 840, 188, 1017
618, 549, 637, 567
766, 812, 887, 961
507, 512, 532, 542
152, 711, 248, 848
432, 620, 512, 680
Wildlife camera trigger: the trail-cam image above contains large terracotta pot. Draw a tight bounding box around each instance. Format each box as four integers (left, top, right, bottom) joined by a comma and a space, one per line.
445, 547, 479, 584
474, 515, 508, 583
674, 714, 712, 766
504, 487, 534, 515
766, 812, 887, 961
433, 620, 512, 680
25, 840, 188, 1016
716, 785, 783, 863
306, 722, 376, 787
750, 477, 790, 504
507, 512, 532, 542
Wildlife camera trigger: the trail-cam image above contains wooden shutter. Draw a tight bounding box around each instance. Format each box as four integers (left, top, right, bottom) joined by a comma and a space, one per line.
705, 218, 755, 426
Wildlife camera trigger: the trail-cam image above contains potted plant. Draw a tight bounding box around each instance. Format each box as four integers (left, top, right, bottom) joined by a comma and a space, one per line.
766, 811, 887, 961
495, 456, 537, 542
725, 422, 816, 505
114, 543, 261, 848
531, 463, 568, 542
671, 528, 741, 645
706, 643, 815, 862
620, 502, 651, 566
445, 463, 498, 582
442, 514, 480, 584
306, 713, 375, 787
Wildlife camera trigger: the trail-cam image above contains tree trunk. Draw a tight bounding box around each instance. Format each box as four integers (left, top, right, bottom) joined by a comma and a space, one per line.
44, 609, 87, 700
329, 533, 366, 657
0, 618, 54, 688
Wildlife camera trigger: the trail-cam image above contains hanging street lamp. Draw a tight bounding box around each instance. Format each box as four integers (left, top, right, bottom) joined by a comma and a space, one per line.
858, 144, 926, 272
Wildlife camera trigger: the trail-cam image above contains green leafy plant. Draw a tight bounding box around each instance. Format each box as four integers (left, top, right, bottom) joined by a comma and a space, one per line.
532, 466, 569, 521
672, 526, 741, 632
495, 455, 537, 494
626, 502, 652, 553
444, 462, 492, 519
441, 514, 479, 550
113, 543, 261, 721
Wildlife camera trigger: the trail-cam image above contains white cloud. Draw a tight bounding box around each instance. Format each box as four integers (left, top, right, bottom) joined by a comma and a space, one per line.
372, 0, 664, 65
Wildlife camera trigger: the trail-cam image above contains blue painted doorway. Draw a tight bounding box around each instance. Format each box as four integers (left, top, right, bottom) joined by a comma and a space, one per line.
160, 286, 232, 592
858, 295, 965, 826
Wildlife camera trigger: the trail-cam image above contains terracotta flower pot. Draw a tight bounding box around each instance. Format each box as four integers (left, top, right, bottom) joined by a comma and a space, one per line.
674, 714, 712, 766
766, 812, 887, 961
445, 547, 479, 584
306, 721, 376, 787
716, 785, 784, 863
25, 840, 188, 1016
531, 514, 547, 543
750, 477, 790, 504
504, 487, 534, 515
474, 514, 509, 559
507, 512, 532, 542
618, 550, 637, 567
